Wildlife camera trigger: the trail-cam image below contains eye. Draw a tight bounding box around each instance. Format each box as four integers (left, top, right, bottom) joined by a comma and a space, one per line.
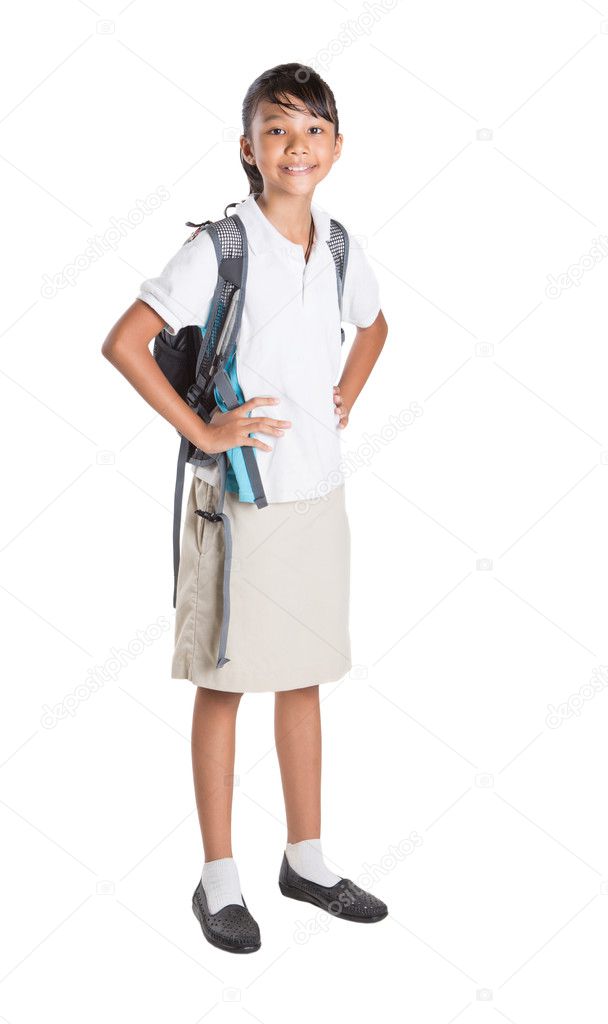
267, 125, 324, 135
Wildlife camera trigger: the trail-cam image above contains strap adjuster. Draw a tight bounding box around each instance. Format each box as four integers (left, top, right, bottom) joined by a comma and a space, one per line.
195, 509, 222, 523
187, 382, 203, 406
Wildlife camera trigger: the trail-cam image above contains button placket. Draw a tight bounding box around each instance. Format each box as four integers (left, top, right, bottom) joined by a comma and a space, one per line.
300, 245, 316, 301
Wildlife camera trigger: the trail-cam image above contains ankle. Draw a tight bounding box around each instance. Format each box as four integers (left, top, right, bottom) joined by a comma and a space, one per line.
204, 848, 233, 861
202, 856, 244, 914
285, 837, 341, 886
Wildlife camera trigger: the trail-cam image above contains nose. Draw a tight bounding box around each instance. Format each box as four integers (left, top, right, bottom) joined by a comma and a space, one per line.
286, 132, 309, 155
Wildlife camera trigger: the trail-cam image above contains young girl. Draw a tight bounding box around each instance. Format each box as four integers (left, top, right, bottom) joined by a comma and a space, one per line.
102, 63, 388, 954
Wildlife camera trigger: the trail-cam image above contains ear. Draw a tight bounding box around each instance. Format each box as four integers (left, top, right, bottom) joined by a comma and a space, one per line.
333, 133, 343, 162
240, 135, 255, 165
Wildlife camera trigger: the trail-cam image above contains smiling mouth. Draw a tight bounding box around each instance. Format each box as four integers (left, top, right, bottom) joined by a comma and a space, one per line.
280, 164, 317, 175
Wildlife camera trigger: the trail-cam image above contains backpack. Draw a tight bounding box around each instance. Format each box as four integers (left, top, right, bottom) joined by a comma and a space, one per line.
152, 196, 350, 668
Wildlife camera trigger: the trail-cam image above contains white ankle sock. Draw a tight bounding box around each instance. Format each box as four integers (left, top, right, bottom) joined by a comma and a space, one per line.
202, 857, 244, 914
285, 837, 341, 886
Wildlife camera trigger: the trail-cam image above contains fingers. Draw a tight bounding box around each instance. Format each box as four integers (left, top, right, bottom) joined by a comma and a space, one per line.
237, 417, 289, 451
248, 416, 291, 433
232, 415, 290, 439
240, 414, 293, 449
221, 397, 294, 452
237, 397, 292, 441
334, 383, 349, 430
242, 436, 273, 451
241, 395, 281, 411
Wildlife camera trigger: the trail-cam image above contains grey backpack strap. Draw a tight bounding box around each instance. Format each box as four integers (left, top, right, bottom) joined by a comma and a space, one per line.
177, 208, 269, 669
194, 216, 245, 387
171, 223, 224, 610
327, 219, 349, 344
199, 215, 267, 510
192, 452, 233, 668
172, 433, 194, 608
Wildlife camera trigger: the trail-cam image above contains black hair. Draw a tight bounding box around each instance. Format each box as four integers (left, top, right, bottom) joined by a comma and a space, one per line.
240, 63, 339, 195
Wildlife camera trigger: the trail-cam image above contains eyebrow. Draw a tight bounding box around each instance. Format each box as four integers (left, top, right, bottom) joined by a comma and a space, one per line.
261, 111, 317, 123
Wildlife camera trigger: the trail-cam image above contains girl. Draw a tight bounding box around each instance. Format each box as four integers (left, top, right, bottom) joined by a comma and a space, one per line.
102, 63, 389, 954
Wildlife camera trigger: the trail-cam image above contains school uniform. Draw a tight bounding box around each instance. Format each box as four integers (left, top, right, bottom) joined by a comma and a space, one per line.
138, 193, 380, 693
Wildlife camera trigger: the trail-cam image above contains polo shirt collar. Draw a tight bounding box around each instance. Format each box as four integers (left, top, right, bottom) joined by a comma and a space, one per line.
234, 192, 331, 256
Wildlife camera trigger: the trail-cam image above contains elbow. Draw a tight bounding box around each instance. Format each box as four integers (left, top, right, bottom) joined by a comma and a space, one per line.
101, 324, 128, 364
101, 336, 117, 364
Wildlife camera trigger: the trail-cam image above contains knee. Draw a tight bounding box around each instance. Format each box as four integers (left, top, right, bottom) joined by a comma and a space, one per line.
195, 686, 244, 708
275, 684, 319, 704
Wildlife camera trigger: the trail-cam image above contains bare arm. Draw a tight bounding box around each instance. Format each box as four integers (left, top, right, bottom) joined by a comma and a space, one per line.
333, 310, 388, 428
101, 299, 291, 453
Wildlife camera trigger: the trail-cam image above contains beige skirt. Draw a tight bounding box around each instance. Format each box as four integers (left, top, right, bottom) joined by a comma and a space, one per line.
171, 473, 352, 693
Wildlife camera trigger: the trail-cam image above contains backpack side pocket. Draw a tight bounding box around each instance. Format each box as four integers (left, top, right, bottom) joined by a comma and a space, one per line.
153, 328, 197, 401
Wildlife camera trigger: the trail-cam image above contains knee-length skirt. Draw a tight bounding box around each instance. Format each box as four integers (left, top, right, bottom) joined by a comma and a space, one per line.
171, 473, 352, 693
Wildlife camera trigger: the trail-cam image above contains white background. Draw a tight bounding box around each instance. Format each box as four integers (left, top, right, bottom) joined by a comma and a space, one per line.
1, 0, 607, 1020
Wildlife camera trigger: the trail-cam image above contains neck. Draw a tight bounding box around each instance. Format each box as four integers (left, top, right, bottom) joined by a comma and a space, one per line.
254, 190, 314, 248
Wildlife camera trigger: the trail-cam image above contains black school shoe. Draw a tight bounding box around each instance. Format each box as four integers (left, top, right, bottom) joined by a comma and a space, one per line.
278, 853, 388, 923
192, 880, 261, 953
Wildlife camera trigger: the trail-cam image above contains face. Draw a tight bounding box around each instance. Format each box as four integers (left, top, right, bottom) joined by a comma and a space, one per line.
240, 93, 342, 195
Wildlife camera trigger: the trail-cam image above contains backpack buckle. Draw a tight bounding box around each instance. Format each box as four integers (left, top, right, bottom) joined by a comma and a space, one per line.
187, 383, 203, 406
195, 509, 222, 523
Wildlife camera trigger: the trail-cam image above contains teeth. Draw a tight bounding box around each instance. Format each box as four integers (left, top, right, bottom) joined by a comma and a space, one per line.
283, 165, 314, 171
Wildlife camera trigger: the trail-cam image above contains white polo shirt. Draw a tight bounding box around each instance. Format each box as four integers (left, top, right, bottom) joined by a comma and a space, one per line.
138, 193, 381, 503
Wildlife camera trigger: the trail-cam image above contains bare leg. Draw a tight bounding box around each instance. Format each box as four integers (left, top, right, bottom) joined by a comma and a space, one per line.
274, 685, 322, 843
192, 686, 243, 861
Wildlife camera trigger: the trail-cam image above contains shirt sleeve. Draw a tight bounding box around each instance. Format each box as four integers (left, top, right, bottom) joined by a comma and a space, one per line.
341, 232, 381, 328
137, 227, 218, 336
